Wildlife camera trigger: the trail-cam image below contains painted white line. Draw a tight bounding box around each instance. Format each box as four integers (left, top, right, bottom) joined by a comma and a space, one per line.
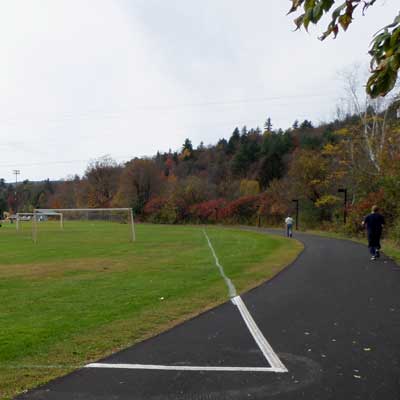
85, 363, 285, 373
231, 296, 287, 372
202, 228, 287, 373
203, 229, 237, 298
84, 230, 287, 375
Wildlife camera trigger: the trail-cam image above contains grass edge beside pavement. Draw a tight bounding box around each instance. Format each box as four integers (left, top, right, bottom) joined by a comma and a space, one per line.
303, 229, 400, 265
1, 228, 302, 400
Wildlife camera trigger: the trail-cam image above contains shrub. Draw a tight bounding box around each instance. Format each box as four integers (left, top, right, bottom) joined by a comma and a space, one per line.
390, 217, 400, 245
189, 199, 226, 223
220, 195, 259, 224
143, 197, 167, 217
345, 189, 386, 235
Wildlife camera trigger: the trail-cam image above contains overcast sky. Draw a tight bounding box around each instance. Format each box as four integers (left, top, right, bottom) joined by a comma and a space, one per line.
0, 0, 397, 182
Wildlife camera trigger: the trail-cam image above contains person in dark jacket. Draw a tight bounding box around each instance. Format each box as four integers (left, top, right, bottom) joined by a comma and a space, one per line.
362, 205, 385, 260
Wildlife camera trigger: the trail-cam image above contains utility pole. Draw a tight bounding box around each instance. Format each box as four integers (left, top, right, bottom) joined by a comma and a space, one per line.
292, 199, 299, 230
12, 170, 20, 214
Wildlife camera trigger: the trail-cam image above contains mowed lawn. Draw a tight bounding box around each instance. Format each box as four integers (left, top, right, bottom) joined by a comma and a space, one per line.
0, 222, 302, 399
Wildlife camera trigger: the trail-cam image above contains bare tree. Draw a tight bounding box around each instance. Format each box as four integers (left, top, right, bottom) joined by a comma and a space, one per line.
337, 65, 398, 173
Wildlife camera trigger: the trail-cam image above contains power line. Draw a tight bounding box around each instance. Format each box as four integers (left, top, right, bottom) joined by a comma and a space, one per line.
0, 110, 322, 170
0, 157, 133, 169
0, 92, 338, 124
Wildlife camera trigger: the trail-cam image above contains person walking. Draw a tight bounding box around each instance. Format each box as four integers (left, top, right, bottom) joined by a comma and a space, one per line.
362, 205, 385, 260
285, 215, 294, 238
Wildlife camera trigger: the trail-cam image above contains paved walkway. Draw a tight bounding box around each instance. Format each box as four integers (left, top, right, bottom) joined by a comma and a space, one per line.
17, 230, 400, 400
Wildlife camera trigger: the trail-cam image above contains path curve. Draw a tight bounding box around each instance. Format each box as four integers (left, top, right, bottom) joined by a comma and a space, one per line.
17, 229, 400, 400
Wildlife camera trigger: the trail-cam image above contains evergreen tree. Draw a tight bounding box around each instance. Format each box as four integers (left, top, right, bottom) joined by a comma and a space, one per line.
227, 127, 240, 154
231, 141, 260, 176
217, 138, 228, 150
197, 141, 205, 151
264, 117, 273, 132
44, 179, 54, 194
182, 138, 193, 152
258, 133, 291, 187
300, 120, 313, 130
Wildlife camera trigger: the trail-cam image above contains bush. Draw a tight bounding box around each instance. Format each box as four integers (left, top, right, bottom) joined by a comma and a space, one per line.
143, 197, 167, 221
189, 199, 226, 223
344, 189, 385, 235
143, 197, 178, 224
390, 217, 400, 245
220, 195, 259, 224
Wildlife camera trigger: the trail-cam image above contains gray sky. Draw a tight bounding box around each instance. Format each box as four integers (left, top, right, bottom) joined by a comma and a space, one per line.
0, 0, 397, 182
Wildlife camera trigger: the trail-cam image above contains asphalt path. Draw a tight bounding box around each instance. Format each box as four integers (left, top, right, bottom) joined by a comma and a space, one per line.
16, 229, 400, 400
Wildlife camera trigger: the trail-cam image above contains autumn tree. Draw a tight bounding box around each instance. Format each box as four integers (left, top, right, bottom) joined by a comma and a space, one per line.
324, 67, 400, 212
289, 1, 400, 97
115, 158, 163, 214
180, 138, 193, 161
240, 179, 260, 196
85, 156, 121, 208
288, 149, 330, 203
47, 178, 82, 209
178, 176, 215, 206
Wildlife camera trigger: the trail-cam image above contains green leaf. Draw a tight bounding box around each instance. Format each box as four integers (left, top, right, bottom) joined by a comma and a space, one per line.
339, 14, 352, 31
288, 0, 305, 15
332, 3, 346, 20
313, 3, 324, 22
322, 0, 335, 12
390, 27, 400, 48
294, 14, 305, 30
367, 66, 398, 98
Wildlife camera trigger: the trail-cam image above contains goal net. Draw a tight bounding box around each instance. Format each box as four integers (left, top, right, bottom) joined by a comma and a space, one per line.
16, 212, 63, 233
33, 208, 135, 243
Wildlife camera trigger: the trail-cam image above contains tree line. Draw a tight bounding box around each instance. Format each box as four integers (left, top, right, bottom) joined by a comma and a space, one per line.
2, 98, 399, 241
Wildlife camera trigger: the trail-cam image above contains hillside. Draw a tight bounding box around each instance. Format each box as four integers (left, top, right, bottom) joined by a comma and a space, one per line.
2, 105, 400, 241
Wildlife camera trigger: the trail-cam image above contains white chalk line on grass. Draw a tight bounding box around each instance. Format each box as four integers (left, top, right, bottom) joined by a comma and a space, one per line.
203, 229, 287, 373
84, 229, 287, 374
203, 229, 237, 298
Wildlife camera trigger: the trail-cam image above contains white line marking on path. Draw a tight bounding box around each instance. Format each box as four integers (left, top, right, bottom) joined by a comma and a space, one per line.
85, 229, 288, 374
231, 296, 288, 372
85, 363, 285, 373
204, 228, 287, 373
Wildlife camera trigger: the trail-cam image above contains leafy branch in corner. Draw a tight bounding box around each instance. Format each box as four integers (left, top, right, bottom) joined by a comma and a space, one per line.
288, 1, 400, 98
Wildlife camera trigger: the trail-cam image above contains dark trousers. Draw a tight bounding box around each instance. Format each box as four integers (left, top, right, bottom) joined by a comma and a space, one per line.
368, 231, 381, 256
286, 224, 293, 237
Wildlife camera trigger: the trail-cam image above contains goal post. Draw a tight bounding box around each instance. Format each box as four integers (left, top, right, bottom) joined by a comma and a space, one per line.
33, 208, 135, 243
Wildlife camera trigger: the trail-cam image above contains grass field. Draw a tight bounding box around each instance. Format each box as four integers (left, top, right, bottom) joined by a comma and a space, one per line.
0, 221, 302, 399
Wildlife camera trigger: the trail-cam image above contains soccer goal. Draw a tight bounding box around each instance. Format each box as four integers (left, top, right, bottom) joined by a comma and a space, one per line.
16, 212, 64, 233
33, 208, 135, 243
